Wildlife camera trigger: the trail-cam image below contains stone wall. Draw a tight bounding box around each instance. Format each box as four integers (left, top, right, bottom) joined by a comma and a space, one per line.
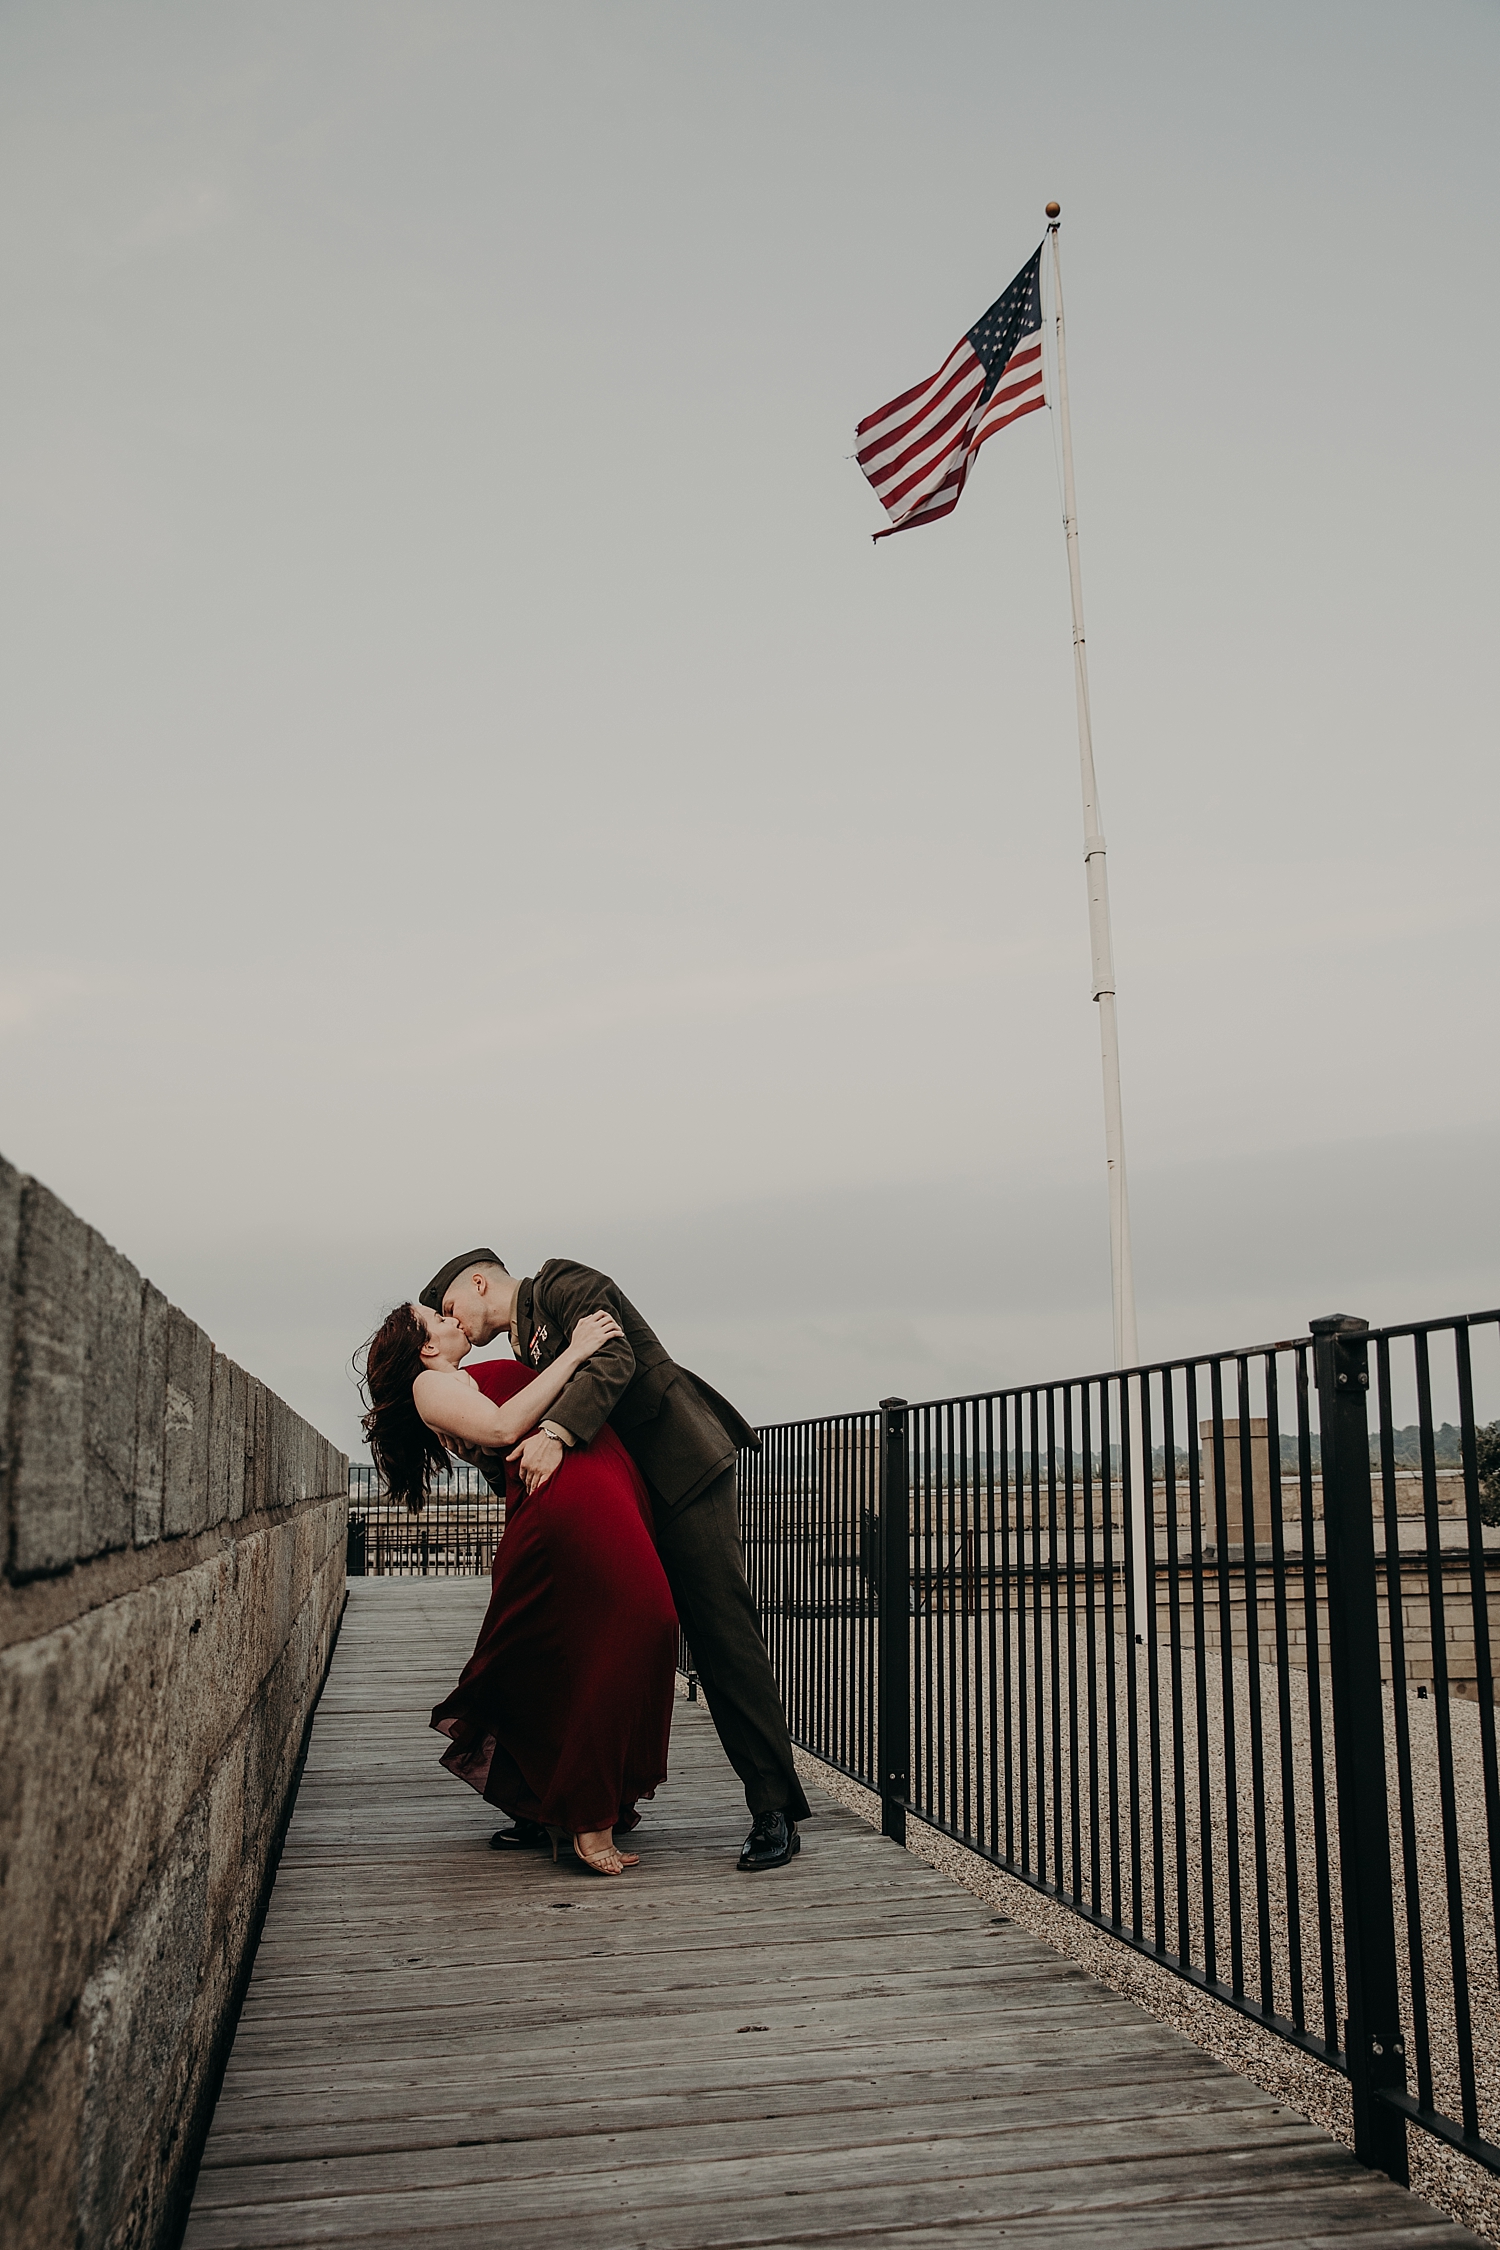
0, 1155, 347, 2250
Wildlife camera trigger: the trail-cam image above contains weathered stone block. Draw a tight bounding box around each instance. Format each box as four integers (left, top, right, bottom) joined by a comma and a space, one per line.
132, 1285, 168, 1547
273, 1394, 290, 1508
82, 1232, 144, 1560
267, 1504, 296, 1655
208, 1351, 232, 1529
207, 1727, 248, 1930
227, 1360, 247, 1522
239, 1377, 258, 1515
162, 1307, 212, 1538
0, 1152, 349, 2250
9, 1181, 89, 1578
0, 1498, 347, 2116
76, 1798, 210, 2250
0, 2014, 85, 2250
0, 1155, 23, 1504
261, 1390, 279, 1511
247, 1368, 268, 1512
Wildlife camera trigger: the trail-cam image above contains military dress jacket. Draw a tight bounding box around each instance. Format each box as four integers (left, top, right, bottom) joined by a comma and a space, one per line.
515, 1259, 760, 1511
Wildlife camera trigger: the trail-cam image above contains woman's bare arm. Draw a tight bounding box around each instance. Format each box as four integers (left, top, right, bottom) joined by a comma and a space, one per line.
413, 1312, 623, 1452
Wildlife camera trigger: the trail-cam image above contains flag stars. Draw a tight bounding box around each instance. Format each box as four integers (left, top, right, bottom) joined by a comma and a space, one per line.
965, 249, 1043, 400
860, 243, 1047, 537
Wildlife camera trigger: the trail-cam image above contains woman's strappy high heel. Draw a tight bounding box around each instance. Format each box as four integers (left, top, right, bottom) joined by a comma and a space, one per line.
544, 1824, 635, 1875
572, 1835, 632, 1876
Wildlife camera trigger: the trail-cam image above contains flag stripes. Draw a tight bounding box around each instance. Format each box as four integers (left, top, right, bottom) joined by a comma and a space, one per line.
857, 248, 1045, 540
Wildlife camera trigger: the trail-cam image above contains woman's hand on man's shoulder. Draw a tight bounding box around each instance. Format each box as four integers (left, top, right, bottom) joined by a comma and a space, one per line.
569, 1310, 625, 1360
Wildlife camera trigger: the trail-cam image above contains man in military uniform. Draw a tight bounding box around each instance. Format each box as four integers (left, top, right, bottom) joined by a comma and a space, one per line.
420, 1248, 809, 1871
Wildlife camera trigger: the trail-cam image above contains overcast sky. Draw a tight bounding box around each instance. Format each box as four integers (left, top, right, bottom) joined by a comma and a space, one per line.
2, 1, 1497, 1453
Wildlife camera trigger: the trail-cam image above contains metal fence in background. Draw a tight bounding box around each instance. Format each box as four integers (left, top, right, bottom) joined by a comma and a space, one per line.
738, 1411, 882, 1785
346, 1462, 504, 1576
729, 1307, 1500, 2189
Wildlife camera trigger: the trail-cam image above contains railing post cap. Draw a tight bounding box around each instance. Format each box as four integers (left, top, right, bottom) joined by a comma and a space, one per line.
1309, 1313, 1369, 1337
879, 1396, 908, 1412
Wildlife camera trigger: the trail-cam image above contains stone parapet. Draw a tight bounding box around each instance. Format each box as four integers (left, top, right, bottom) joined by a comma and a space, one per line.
0, 1154, 347, 2250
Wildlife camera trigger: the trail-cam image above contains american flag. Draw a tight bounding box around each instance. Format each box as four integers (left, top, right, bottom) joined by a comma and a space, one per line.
857, 247, 1046, 540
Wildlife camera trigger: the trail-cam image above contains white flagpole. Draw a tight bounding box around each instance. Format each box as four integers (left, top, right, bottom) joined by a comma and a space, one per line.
1045, 202, 1140, 1373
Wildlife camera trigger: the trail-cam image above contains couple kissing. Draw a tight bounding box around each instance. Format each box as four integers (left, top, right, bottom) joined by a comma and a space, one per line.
358, 1249, 809, 1877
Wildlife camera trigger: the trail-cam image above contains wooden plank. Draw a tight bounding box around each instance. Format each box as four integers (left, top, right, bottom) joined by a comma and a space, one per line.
183, 1579, 1482, 2250
190, 2083, 1308, 2207
181, 2139, 1447, 2249
217, 1978, 1135, 2069
205, 2014, 1199, 2109
233, 1940, 1089, 2013
198, 2057, 1245, 2167
246, 1900, 999, 1954
283, 2214, 1472, 2250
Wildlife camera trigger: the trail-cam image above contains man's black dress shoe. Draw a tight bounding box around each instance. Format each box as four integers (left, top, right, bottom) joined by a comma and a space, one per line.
490, 1819, 550, 1852
737, 1810, 800, 1872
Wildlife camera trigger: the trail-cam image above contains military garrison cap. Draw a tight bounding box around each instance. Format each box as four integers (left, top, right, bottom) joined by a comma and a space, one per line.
420, 1248, 507, 1314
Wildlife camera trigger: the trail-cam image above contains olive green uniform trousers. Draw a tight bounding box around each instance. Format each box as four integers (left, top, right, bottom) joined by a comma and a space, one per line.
649, 1465, 811, 1825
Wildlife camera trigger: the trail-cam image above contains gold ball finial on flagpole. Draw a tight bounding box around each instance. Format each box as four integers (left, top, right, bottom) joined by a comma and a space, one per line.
1045, 200, 1061, 218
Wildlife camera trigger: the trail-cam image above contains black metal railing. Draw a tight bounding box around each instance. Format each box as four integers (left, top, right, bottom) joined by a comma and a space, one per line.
739, 1412, 882, 1785
346, 1463, 504, 1576
730, 1307, 1500, 2186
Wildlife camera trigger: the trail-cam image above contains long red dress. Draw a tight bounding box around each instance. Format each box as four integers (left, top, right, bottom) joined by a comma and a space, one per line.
430, 1359, 678, 1835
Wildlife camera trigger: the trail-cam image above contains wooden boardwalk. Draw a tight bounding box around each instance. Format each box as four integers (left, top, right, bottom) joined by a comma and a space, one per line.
185, 1578, 1482, 2250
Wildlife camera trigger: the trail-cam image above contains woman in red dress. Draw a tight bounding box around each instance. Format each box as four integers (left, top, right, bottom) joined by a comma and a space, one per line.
359, 1302, 678, 1876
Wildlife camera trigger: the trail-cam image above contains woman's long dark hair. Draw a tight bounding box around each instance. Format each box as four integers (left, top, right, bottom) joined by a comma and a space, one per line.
357, 1303, 453, 1514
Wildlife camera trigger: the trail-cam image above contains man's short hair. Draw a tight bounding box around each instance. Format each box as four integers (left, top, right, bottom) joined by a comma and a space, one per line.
419, 1249, 509, 1314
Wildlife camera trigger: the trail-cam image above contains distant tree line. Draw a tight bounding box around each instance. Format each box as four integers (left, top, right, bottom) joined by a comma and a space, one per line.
1480, 1424, 1500, 1526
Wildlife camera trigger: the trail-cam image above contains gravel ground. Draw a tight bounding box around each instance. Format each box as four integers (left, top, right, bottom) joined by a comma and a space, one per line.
792, 1661, 1500, 2248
